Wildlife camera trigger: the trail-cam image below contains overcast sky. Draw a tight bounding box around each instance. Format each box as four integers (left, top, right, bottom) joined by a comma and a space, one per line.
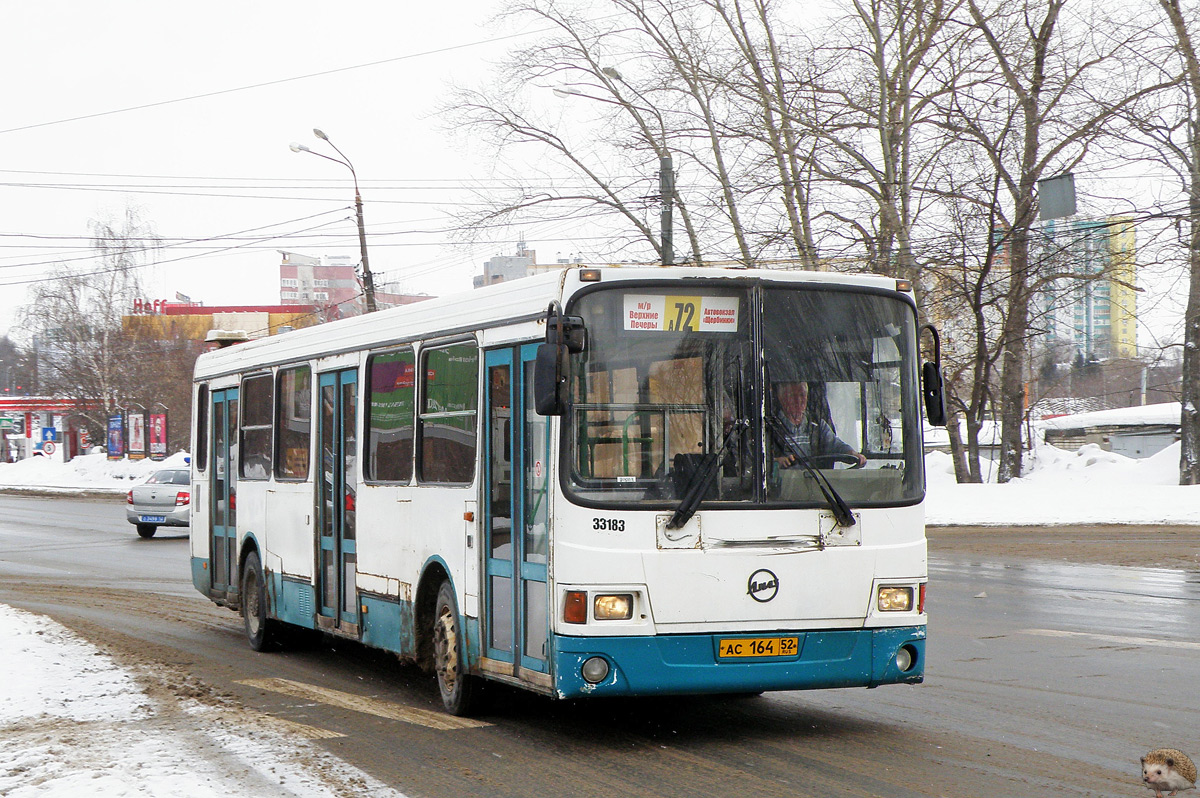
0, 1, 560, 334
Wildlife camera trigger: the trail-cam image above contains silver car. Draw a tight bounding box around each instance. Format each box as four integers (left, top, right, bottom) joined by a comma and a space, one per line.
126, 468, 191, 538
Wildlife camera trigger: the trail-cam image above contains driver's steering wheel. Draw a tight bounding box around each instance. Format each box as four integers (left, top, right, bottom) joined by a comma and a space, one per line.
805, 453, 865, 469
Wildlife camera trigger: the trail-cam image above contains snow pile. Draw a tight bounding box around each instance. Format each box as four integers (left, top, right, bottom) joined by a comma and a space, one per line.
924, 441, 1200, 526
0, 604, 408, 798
0, 451, 190, 492
0, 603, 151, 726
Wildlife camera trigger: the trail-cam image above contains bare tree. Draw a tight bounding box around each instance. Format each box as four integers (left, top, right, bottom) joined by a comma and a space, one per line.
705, 0, 820, 265
18, 208, 163, 439
444, 0, 706, 264
935, 0, 1166, 482
922, 174, 1009, 482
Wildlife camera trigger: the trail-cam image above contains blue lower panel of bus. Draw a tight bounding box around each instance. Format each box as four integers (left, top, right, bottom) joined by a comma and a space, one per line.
191, 558, 210, 594
552, 626, 925, 698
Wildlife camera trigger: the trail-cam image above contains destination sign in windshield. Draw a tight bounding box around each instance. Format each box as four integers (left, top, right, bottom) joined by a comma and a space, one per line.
622, 294, 740, 332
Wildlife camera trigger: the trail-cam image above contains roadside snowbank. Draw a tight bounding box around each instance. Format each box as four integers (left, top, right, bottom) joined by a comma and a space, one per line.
0, 451, 190, 493
924, 440, 1200, 526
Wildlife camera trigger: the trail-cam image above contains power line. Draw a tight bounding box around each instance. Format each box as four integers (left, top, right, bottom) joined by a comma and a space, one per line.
0, 27, 553, 137
0, 167, 616, 186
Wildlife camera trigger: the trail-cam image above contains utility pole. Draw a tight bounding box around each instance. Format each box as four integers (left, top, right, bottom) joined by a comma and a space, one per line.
291, 129, 379, 313
659, 155, 674, 266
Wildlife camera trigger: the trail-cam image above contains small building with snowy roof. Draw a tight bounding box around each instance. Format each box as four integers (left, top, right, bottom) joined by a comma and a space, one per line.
1040, 402, 1180, 459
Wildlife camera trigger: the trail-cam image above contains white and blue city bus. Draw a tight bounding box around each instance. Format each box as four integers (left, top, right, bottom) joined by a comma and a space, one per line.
189, 266, 946, 715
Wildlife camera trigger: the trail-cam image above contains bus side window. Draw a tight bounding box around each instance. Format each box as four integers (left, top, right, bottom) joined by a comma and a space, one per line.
240, 374, 273, 481
367, 349, 416, 482
275, 366, 312, 480
195, 385, 208, 472
418, 343, 478, 484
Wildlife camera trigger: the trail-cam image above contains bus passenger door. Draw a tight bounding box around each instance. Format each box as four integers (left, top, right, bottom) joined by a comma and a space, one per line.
484, 345, 550, 679
316, 369, 359, 634
210, 388, 238, 597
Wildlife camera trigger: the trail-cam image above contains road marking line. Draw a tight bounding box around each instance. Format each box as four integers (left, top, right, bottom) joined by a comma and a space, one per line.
1021, 628, 1200, 651
237, 678, 492, 730
270, 716, 347, 740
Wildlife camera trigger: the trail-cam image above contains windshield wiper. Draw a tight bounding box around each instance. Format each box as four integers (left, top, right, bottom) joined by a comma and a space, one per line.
765, 413, 856, 528
666, 418, 748, 530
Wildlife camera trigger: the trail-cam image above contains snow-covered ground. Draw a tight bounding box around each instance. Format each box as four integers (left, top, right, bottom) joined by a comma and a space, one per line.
2, 439, 1198, 795
924, 439, 1200, 526
0, 603, 407, 797
0, 449, 194, 493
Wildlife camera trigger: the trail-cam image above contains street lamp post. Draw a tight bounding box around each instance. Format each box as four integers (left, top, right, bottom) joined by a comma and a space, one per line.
555, 70, 675, 266
290, 129, 379, 313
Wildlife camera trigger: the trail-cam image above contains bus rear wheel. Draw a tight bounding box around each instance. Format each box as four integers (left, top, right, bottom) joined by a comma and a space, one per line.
433, 580, 479, 716
242, 550, 285, 652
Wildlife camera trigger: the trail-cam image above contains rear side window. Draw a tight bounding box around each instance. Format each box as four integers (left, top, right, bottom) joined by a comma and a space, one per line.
367, 349, 416, 482
195, 385, 208, 472
276, 366, 311, 480
418, 343, 478, 483
240, 374, 273, 480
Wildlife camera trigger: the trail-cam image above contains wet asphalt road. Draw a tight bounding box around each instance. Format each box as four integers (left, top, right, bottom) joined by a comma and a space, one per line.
1, 493, 1196, 796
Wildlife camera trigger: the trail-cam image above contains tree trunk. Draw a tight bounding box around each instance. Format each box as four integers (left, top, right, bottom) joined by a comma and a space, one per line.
1181, 183, 1200, 483
998, 223, 1031, 483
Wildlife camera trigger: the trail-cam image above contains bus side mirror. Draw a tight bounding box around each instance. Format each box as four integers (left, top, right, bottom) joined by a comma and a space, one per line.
919, 323, 947, 427
534, 343, 566, 416
922, 361, 947, 427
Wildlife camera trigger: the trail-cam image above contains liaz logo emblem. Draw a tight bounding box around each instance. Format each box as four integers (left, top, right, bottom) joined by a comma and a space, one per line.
747, 569, 779, 603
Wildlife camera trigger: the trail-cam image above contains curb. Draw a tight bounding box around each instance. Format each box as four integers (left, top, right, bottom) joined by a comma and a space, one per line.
0, 487, 125, 501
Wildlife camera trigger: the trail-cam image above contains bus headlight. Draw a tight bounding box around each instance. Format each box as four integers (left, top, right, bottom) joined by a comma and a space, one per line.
877, 586, 913, 612
593, 594, 633, 621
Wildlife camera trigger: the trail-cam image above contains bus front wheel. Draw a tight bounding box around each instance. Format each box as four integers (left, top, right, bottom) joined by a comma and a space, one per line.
242, 550, 285, 652
433, 580, 478, 716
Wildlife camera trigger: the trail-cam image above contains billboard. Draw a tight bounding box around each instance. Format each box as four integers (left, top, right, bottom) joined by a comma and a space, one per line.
149, 412, 167, 460
128, 412, 146, 460
107, 415, 125, 460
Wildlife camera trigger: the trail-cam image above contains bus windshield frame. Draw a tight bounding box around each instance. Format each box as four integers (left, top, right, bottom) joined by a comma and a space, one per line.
562, 280, 924, 510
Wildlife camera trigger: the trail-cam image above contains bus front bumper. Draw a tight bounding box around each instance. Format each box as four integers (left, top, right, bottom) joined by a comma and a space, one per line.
553, 625, 925, 699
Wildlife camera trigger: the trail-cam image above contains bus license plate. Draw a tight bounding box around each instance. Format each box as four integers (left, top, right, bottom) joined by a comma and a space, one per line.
139, 515, 166, 523
718, 636, 799, 659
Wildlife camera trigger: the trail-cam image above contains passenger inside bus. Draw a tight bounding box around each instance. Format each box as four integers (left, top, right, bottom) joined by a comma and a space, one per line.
771, 381, 866, 468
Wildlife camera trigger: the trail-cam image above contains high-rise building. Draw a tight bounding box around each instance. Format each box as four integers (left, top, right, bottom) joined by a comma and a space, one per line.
279, 251, 431, 317
1037, 216, 1137, 361
279, 252, 361, 318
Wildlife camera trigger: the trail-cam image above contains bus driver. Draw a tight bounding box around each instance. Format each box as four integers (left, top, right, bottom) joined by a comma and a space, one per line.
772, 381, 867, 468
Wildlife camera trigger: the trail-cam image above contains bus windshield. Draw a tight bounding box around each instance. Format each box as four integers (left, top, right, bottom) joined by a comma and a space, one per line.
565, 282, 923, 508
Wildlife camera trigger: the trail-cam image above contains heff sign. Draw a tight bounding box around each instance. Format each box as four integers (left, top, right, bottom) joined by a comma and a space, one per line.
132, 298, 170, 314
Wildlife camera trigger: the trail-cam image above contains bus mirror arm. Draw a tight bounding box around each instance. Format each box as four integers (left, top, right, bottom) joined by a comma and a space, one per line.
920, 324, 948, 427
543, 301, 587, 353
